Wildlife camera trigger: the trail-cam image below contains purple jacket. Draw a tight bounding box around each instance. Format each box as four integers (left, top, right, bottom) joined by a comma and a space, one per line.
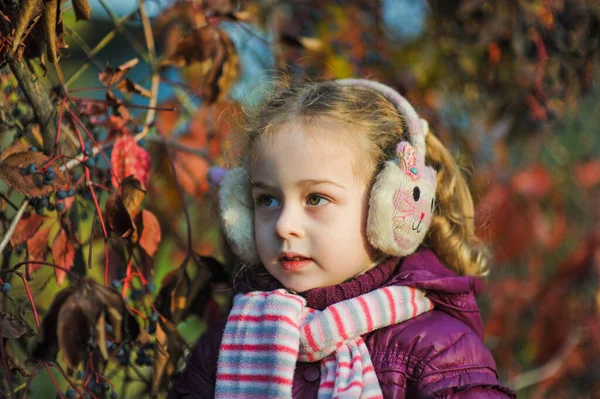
169, 248, 516, 398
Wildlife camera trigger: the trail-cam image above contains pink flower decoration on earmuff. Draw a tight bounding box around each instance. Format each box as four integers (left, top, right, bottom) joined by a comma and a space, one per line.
396, 142, 420, 181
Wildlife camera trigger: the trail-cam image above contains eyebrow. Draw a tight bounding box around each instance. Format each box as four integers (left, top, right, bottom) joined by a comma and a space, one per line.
252, 179, 346, 190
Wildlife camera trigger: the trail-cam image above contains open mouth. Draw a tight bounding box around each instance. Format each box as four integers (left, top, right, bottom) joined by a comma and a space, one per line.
412, 220, 423, 233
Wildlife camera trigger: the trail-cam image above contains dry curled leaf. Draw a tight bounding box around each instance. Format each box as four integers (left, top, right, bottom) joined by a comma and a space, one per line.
152, 320, 185, 395
0, 312, 35, 339
115, 78, 152, 98
105, 91, 132, 122
43, 0, 58, 62
71, 0, 92, 21
0, 152, 68, 197
105, 192, 136, 239
121, 175, 146, 217
32, 279, 139, 373
99, 58, 139, 86
160, 25, 218, 68
7, 0, 74, 62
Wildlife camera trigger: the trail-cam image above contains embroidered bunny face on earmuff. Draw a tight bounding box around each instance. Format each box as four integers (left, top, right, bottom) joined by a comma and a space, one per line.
212, 79, 437, 264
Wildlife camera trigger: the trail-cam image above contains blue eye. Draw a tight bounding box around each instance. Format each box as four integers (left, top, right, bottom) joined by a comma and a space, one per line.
255, 195, 279, 208
306, 194, 329, 206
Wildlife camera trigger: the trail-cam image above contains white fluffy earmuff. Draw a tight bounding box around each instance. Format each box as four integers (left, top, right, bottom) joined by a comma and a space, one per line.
212, 79, 437, 263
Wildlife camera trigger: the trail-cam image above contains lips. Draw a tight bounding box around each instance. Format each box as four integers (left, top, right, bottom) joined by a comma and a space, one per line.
279, 252, 312, 272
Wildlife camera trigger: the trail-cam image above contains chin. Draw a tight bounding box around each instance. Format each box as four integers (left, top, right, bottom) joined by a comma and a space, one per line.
277, 277, 318, 294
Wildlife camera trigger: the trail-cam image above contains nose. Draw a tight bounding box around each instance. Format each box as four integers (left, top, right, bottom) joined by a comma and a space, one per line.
420, 212, 424, 220
275, 205, 304, 239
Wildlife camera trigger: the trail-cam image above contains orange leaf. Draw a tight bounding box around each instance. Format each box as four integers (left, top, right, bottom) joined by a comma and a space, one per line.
139, 210, 161, 256
51, 229, 75, 286
26, 223, 53, 275
111, 136, 151, 189
10, 212, 44, 247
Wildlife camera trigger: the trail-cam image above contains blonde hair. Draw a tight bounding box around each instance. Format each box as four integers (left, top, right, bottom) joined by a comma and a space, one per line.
236, 80, 488, 277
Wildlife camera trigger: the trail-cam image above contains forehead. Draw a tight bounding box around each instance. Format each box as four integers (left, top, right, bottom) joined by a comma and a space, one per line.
250, 120, 368, 185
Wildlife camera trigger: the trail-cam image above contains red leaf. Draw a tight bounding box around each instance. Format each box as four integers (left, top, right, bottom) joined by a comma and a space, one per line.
10, 212, 44, 247
111, 135, 151, 189
574, 160, 600, 189
511, 165, 552, 198
51, 229, 75, 286
139, 210, 161, 256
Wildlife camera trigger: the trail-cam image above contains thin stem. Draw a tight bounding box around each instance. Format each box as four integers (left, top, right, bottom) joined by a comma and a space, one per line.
43, 362, 64, 399
64, 10, 138, 88
137, 0, 159, 140
0, 199, 28, 256
15, 272, 40, 330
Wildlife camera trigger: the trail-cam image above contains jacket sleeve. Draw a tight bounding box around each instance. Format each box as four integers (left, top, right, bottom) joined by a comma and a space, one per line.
414, 331, 516, 399
168, 322, 225, 399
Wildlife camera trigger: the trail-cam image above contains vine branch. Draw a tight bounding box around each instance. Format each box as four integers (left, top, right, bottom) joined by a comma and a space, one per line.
6, 56, 56, 154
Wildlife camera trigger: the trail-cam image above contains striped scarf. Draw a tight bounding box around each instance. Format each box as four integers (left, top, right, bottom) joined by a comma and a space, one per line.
215, 286, 434, 398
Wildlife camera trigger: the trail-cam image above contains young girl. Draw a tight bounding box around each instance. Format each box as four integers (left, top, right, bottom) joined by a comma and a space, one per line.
169, 79, 516, 398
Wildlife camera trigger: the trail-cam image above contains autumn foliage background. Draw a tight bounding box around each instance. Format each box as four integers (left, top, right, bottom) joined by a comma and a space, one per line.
0, 0, 598, 398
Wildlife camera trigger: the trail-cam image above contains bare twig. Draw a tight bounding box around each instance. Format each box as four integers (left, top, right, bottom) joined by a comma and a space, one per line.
509, 327, 583, 391
137, 0, 159, 140
0, 200, 28, 256
64, 10, 139, 88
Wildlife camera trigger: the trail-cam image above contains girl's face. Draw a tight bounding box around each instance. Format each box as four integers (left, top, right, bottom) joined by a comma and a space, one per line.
250, 121, 378, 293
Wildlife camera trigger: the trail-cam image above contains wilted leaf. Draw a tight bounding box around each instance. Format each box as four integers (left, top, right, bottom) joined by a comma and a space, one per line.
155, 255, 222, 323
72, 0, 92, 21
111, 136, 151, 189
96, 311, 109, 361
152, 320, 185, 395
106, 91, 132, 121
115, 78, 151, 98
99, 58, 139, 87
33, 279, 139, 373
10, 212, 44, 247
0, 312, 35, 339
160, 25, 218, 68
51, 229, 75, 286
121, 175, 146, 217
105, 192, 135, 239
0, 141, 29, 162
10, 0, 43, 54
138, 210, 161, 256
43, 0, 58, 63
0, 152, 68, 196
